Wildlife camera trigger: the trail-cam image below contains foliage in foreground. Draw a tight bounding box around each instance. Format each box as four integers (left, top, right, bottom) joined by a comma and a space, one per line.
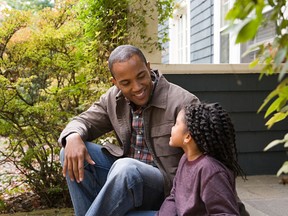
0, 0, 174, 211
226, 0, 288, 176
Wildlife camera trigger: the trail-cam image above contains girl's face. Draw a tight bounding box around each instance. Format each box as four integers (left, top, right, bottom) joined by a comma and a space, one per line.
169, 110, 189, 147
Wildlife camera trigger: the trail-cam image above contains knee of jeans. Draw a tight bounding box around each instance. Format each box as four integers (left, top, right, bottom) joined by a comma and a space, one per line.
109, 158, 141, 181
59, 148, 65, 166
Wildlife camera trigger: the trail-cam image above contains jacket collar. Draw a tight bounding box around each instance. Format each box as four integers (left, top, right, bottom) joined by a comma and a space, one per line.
148, 70, 168, 110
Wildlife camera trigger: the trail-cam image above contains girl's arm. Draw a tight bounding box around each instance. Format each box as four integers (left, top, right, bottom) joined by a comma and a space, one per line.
201, 171, 240, 216
157, 185, 177, 216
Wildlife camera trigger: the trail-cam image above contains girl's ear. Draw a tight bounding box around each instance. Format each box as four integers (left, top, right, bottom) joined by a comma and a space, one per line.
183, 132, 192, 144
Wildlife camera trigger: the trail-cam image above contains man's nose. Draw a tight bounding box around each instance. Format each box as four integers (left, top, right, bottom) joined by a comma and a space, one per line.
131, 81, 141, 91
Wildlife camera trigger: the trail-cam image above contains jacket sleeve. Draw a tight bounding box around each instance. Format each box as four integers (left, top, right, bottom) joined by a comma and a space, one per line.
58, 88, 114, 146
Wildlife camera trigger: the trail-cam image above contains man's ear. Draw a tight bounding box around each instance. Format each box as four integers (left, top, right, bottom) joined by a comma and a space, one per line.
111, 77, 117, 86
146, 61, 151, 70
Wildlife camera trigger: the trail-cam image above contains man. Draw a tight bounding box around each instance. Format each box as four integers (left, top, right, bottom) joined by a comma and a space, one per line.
59, 45, 199, 216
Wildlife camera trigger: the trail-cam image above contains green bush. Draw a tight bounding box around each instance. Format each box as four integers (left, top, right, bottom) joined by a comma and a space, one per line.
0, 0, 173, 210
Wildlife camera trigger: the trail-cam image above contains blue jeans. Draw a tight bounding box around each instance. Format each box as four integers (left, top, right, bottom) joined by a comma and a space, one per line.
60, 142, 164, 216
126, 211, 157, 216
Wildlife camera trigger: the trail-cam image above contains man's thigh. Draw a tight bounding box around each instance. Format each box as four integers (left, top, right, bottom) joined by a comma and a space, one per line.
109, 158, 165, 210
84, 142, 118, 186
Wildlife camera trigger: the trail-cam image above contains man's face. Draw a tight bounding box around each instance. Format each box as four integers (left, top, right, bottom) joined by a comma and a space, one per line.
111, 55, 153, 107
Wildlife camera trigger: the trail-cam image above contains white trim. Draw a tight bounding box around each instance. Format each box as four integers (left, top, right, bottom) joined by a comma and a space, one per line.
168, 0, 190, 64
151, 63, 263, 74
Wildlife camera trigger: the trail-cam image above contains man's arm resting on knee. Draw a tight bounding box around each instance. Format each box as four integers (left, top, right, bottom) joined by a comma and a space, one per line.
62, 133, 95, 183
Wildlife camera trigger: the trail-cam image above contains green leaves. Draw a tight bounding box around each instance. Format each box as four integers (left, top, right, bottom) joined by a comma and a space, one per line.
258, 78, 288, 129
227, 0, 288, 177
0, 0, 174, 209
225, 0, 256, 21
0, 0, 84, 208
236, 18, 260, 43
225, 0, 264, 44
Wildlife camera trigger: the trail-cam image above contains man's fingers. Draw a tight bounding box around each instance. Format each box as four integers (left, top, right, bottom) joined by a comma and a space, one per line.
72, 158, 81, 183
78, 160, 85, 182
62, 140, 93, 183
86, 154, 95, 165
62, 158, 67, 177
67, 157, 75, 182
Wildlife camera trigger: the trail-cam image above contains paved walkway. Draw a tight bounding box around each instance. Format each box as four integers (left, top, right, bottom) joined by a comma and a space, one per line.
236, 175, 288, 216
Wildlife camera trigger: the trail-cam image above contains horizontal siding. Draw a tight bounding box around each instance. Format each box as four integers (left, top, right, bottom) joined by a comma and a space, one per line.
190, 27, 212, 45
191, 46, 213, 60
237, 131, 286, 152
190, 0, 214, 63
190, 0, 212, 13
191, 17, 212, 33
166, 74, 279, 91
230, 112, 286, 132
164, 73, 287, 175
191, 37, 212, 51
191, 57, 213, 63
239, 151, 286, 175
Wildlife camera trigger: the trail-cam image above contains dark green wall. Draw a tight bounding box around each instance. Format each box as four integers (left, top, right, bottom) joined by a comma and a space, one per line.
164, 73, 287, 175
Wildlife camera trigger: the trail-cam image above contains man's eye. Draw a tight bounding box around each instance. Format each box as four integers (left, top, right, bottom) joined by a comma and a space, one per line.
138, 74, 145, 79
121, 82, 129, 86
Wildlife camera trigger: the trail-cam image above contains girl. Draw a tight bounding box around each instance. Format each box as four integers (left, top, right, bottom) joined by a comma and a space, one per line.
157, 102, 248, 216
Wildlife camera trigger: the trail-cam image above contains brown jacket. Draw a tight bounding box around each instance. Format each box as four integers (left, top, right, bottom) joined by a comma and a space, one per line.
58, 70, 199, 195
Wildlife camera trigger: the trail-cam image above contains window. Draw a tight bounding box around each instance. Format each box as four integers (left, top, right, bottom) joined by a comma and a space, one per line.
220, 0, 230, 28
220, 32, 229, 63
169, 0, 189, 63
219, 0, 230, 63
241, 10, 276, 63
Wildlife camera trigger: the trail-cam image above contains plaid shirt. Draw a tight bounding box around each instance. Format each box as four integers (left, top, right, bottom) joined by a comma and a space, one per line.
129, 108, 155, 166
127, 71, 158, 166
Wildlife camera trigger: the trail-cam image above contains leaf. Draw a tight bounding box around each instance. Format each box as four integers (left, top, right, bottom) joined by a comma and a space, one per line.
249, 58, 259, 68
264, 97, 282, 118
284, 133, 288, 148
267, 0, 275, 6
264, 138, 287, 151
280, 105, 288, 113
236, 19, 260, 43
274, 48, 287, 67
258, 88, 278, 113
277, 161, 288, 176
278, 62, 288, 82
265, 112, 288, 129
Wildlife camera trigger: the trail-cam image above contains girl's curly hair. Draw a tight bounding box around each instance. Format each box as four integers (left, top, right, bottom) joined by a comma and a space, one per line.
184, 102, 246, 179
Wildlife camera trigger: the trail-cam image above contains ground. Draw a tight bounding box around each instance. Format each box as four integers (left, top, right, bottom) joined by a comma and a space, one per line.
0, 137, 72, 215
0, 208, 74, 216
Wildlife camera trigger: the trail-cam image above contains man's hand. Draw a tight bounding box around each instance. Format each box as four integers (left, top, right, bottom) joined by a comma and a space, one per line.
62, 133, 95, 183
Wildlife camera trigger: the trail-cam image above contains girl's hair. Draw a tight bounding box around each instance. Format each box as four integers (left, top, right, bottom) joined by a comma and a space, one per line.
184, 102, 246, 179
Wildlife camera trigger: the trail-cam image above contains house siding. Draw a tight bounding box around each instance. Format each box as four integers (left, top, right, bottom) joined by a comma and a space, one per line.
190, 0, 214, 63
163, 73, 287, 175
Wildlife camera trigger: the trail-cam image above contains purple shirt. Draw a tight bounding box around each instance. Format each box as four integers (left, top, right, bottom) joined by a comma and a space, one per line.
158, 154, 241, 216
